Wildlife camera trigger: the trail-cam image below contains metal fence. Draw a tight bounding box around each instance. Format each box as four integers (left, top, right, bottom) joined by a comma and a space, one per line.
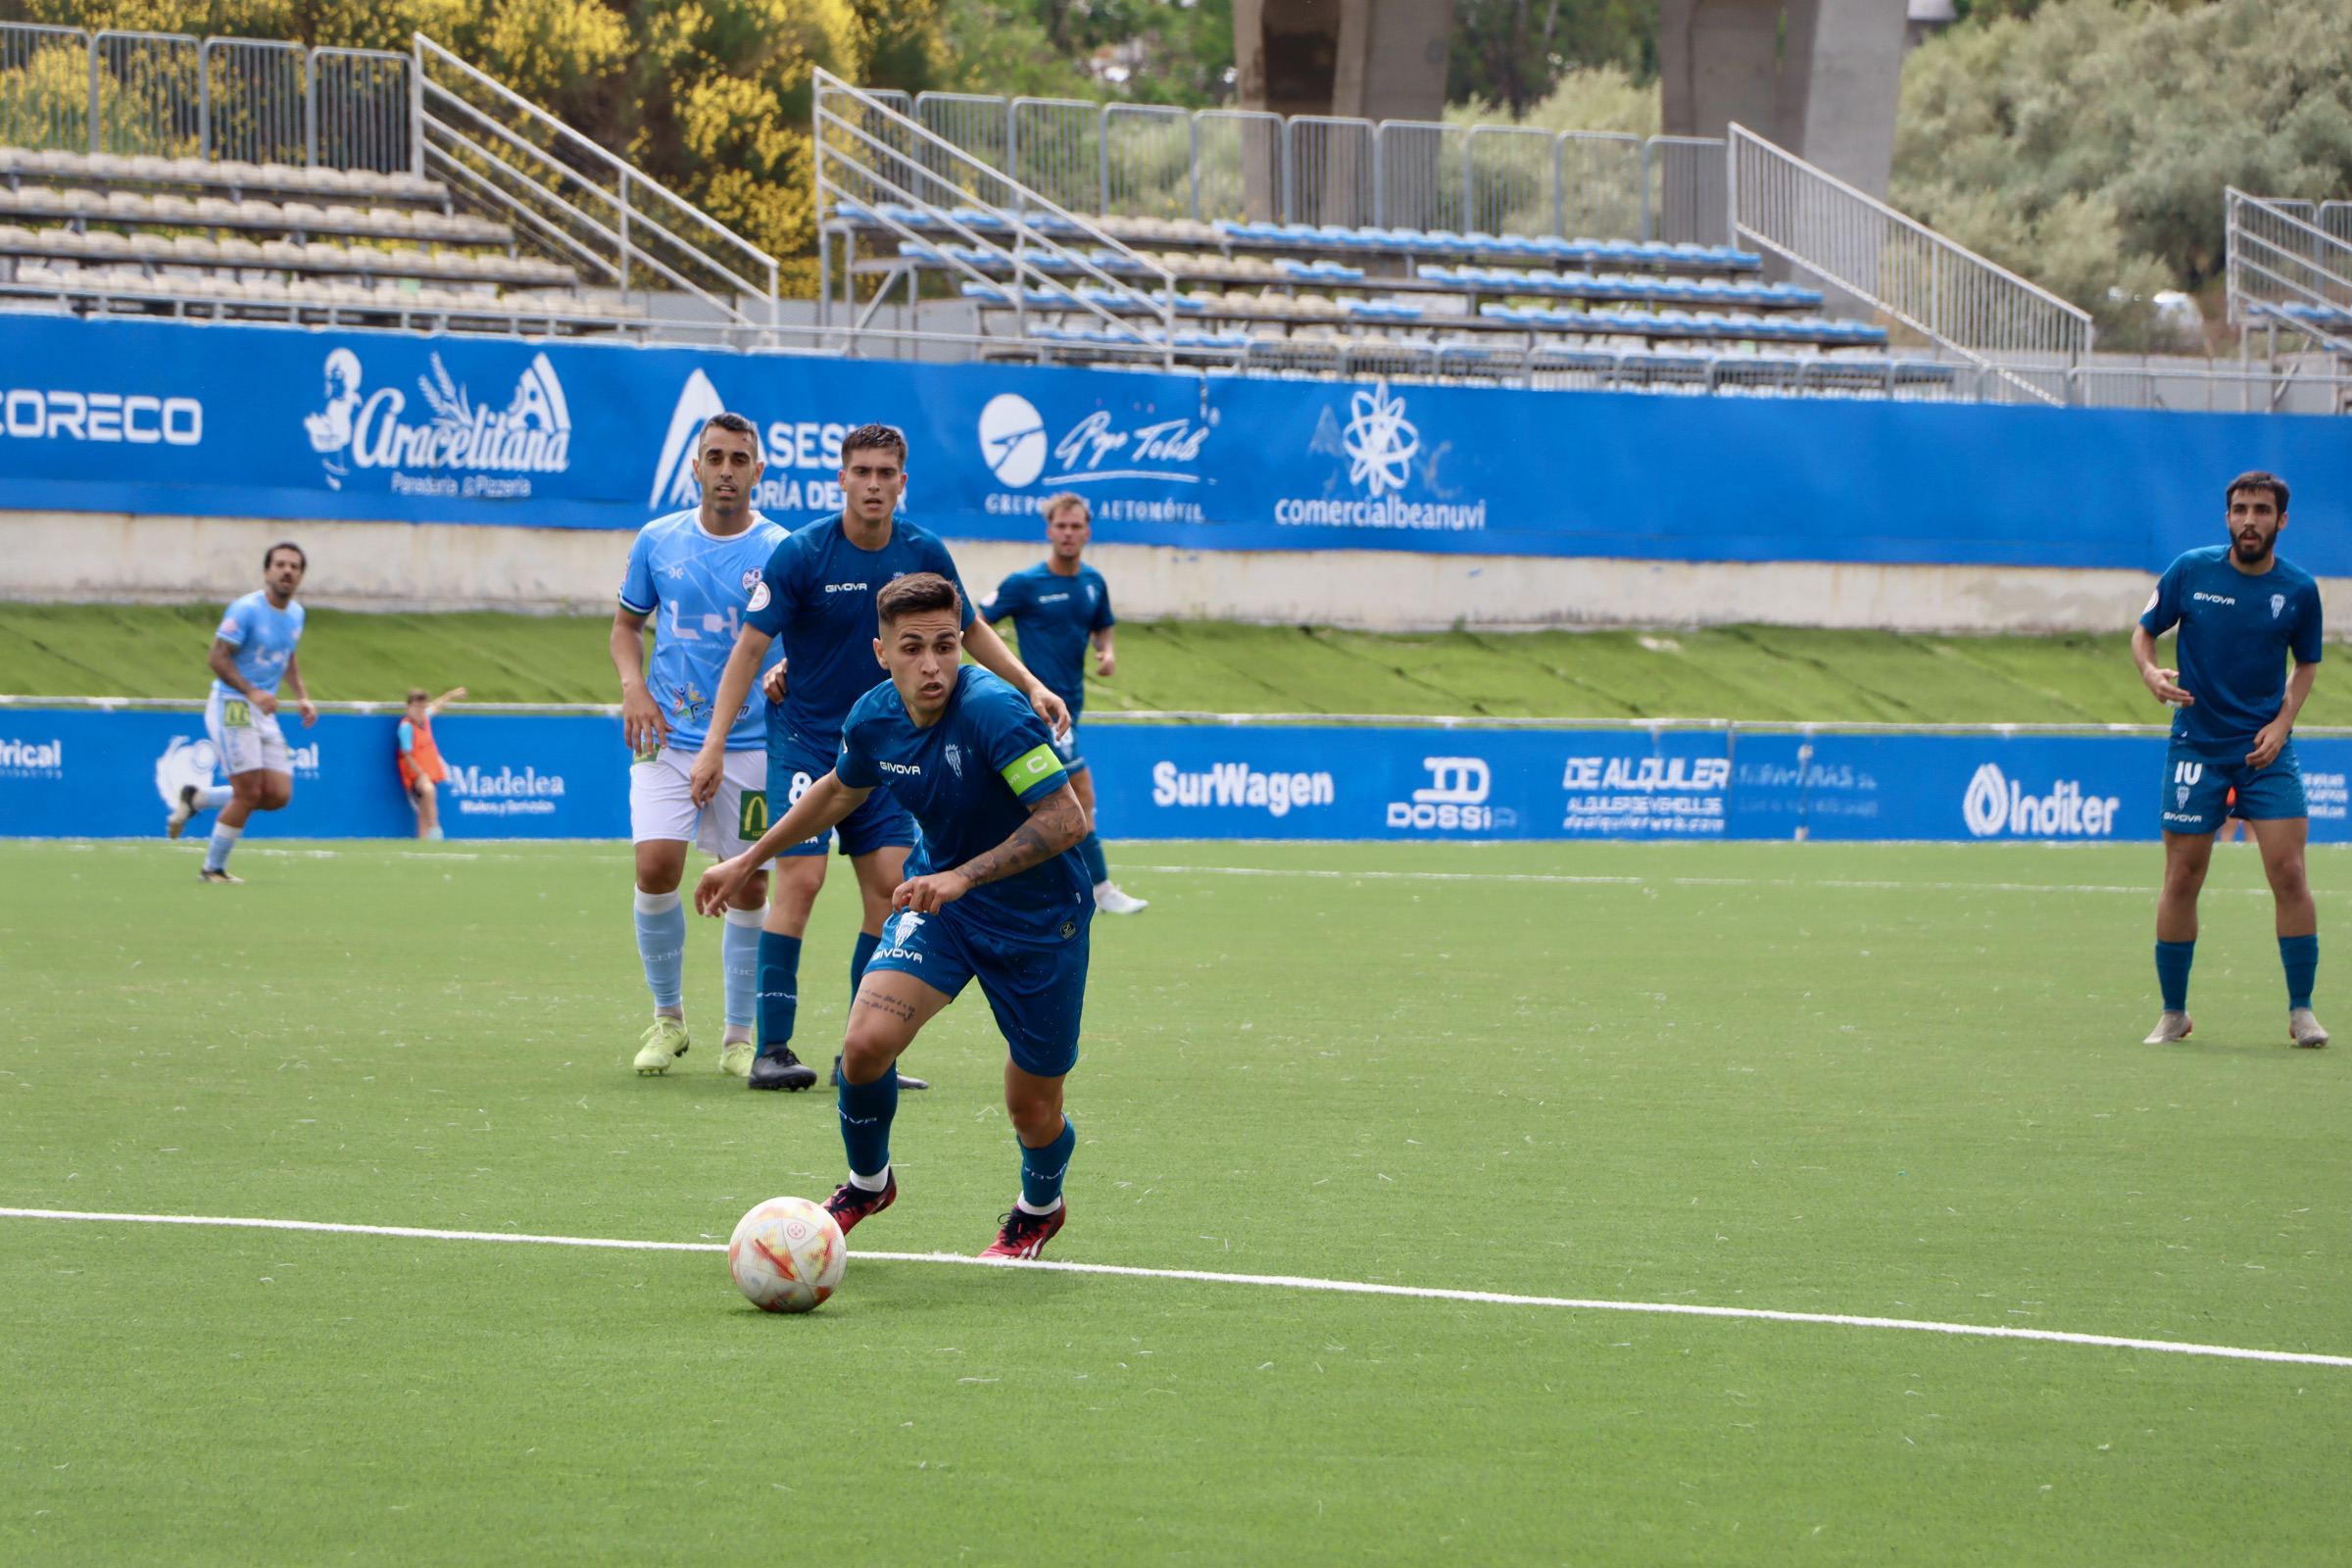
0, 20, 416, 169
1195, 109, 1282, 223
2226, 188, 2352, 356
809, 78, 1731, 241
0, 23, 88, 151
1288, 115, 1374, 228
1729, 123, 2091, 405
1102, 102, 1192, 220
1466, 123, 1553, 236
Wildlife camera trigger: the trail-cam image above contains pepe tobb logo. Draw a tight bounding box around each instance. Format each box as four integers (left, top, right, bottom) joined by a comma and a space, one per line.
1152, 760, 1335, 816
1388, 756, 1513, 831
1962, 762, 2121, 838
447, 762, 565, 816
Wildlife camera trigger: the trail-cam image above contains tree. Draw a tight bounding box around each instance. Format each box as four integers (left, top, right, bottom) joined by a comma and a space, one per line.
1893, 0, 2352, 347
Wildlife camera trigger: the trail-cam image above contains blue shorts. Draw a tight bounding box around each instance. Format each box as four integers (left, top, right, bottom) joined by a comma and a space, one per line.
1053, 720, 1089, 777
768, 737, 917, 858
863, 904, 1091, 1077
2159, 739, 2308, 834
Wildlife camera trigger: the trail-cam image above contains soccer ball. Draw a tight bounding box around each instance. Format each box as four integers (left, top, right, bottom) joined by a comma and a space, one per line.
726, 1197, 847, 1313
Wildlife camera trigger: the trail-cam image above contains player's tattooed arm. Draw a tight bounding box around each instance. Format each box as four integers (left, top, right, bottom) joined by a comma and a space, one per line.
895, 787, 1087, 913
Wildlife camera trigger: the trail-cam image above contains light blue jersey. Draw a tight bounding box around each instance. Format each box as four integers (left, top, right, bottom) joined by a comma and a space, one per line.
618, 509, 788, 751
211, 590, 305, 698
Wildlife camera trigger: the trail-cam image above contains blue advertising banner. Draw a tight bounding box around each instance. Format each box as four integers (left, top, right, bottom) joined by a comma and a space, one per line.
10, 706, 2347, 844
3, 315, 2349, 571
0, 708, 626, 840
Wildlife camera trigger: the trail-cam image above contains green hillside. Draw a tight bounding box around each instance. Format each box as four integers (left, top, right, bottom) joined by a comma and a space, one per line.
0, 602, 2328, 727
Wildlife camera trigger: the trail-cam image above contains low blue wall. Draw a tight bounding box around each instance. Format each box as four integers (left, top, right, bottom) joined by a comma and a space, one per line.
9, 708, 2349, 843
2, 315, 2347, 570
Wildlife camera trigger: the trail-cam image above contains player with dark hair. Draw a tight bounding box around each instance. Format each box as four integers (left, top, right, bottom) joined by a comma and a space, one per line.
167, 542, 318, 882
983, 492, 1147, 914
2133, 469, 2328, 1048
696, 571, 1093, 1258
692, 423, 1071, 1092
612, 412, 787, 1078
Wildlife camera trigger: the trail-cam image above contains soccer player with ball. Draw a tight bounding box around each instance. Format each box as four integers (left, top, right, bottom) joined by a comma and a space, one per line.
697, 572, 1094, 1260
2133, 469, 2327, 1048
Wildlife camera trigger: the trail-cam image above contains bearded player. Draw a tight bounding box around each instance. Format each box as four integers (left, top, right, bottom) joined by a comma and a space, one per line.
697, 572, 1092, 1259
2133, 469, 2327, 1049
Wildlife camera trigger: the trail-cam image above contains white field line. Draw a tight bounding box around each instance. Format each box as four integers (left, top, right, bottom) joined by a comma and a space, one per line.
1125, 864, 2289, 898
6, 1207, 2346, 1370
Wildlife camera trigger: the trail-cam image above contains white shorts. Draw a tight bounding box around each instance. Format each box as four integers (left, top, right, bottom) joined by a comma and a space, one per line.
630, 746, 767, 858
205, 687, 290, 777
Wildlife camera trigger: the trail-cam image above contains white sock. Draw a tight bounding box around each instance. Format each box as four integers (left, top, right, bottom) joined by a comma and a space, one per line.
1094, 879, 1113, 894
848, 1165, 891, 1193
1014, 1195, 1065, 1216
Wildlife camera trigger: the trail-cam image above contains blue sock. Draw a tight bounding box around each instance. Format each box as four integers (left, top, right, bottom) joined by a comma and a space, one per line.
758, 931, 802, 1055
203, 822, 240, 873
2155, 939, 2195, 1011
197, 784, 233, 811
1019, 1117, 1076, 1212
632, 890, 686, 1010
837, 1064, 899, 1182
851, 930, 881, 1004
2280, 933, 2319, 1010
720, 909, 761, 1029
1077, 831, 1108, 886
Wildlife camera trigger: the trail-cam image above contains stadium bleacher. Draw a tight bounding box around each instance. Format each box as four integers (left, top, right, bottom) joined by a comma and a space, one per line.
0, 121, 641, 334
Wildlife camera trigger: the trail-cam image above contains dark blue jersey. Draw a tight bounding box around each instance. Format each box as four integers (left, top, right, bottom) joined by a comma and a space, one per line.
835, 666, 1088, 946
744, 515, 973, 751
2140, 544, 2323, 753
984, 562, 1114, 716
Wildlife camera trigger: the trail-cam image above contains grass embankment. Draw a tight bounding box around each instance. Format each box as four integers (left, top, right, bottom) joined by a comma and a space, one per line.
0, 602, 2307, 725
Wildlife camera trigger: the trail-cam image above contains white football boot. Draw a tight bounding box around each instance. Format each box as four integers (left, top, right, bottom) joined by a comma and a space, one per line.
2142, 1010, 2193, 1045
2289, 1008, 2329, 1049
1094, 882, 1149, 915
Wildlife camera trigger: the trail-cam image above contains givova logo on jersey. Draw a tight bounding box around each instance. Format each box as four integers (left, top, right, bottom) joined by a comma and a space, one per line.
1962, 762, 2121, 838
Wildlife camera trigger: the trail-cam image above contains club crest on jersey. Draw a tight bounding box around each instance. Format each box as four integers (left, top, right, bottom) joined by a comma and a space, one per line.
2178, 785, 2191, 807
944, 743, 964, 779
2273, 594, 2286, 618
742, 569, 761, 592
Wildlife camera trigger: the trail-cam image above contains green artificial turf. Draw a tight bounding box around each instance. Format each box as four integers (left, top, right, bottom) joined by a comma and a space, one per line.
4, 839, 2348, 1564
5, 601, 2333, 725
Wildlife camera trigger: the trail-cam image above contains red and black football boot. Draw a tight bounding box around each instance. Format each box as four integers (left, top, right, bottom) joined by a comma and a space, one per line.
979, 1201, 1066, 1260
822, 1172, 897, 1236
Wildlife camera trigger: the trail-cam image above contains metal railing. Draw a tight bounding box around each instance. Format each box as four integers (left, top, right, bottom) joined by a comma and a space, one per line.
0, 20, 408, 170
1102, 102, 1192, 220
2226, 188, 2352, 359
1289, 114, 1374, 229
1728, 123, 2091, 406
0, 23, 88, 151
805, 79, 1737, 242
415, 32, 778, 329
813, 70, 1175, 365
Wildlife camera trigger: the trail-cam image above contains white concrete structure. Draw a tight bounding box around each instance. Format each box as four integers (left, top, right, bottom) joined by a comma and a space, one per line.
0, 509, 2268, 636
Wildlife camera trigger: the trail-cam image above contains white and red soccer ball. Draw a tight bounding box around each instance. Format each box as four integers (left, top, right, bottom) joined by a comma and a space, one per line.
726, 1197, 846, 1312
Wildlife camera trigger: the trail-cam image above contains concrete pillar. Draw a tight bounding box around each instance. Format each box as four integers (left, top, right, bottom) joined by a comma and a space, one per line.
1235, 0, 1451, 122
1659, 0, 1906, 199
